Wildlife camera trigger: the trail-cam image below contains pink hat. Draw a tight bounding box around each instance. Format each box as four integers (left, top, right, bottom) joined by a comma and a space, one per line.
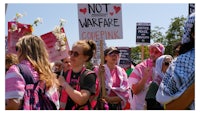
149, 43, 165, 54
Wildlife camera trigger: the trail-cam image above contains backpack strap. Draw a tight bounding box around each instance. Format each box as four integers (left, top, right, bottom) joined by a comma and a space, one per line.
16, 64, 37, 110
80, 69, 95, 84
17, 64, 35, 84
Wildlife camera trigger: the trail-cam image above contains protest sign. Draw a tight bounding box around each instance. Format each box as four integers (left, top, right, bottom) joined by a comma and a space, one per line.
7, 21, 32, 54
189, 3, 195, 15
78, 4, 123, 40
117, 47, 131, 69
136, 22, 151, 45
40, 27, 70, 62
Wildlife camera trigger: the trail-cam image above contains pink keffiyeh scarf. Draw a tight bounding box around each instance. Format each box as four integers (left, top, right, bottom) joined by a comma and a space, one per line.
104, 64, 129, 108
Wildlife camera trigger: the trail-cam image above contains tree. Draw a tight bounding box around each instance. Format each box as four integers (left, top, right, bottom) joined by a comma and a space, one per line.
151, 26, 166, 44
131, 45, 149, 64
151, 16, 186, 56
164, 16, 186, 55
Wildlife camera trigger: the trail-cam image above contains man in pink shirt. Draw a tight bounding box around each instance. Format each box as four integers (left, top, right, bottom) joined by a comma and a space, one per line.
128, 43, 165, 110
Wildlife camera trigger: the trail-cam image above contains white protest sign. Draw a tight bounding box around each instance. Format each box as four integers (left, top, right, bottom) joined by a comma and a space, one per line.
78, 4, 123, 40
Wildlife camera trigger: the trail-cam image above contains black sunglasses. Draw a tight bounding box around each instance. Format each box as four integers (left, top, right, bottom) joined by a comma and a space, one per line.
68, 50, 81, 57
164, 62, 170, 66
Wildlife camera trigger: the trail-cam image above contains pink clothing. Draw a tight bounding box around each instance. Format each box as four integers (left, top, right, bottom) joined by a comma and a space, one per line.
5, 60, 60, 109
128, 58, 154, 110
59, 68, 84, 110
109, 68, 120, 96
104, 64, 129, 108
129, 58, 153, 83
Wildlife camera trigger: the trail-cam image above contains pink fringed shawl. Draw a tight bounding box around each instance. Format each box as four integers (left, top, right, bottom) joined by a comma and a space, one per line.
104, 64, 129, 108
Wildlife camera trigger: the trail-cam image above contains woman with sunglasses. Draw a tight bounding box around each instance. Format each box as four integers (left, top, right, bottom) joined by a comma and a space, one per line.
58, 40, 97, 110
98, 47, 129, 110
145, 55, 172, 110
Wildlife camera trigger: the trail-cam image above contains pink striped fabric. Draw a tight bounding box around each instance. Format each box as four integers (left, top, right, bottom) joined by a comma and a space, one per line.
129, 58, 153, 84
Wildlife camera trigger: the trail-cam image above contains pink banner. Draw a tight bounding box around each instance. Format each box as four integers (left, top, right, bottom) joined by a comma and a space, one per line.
7, 21, 32, 54
40, 27, 70, 62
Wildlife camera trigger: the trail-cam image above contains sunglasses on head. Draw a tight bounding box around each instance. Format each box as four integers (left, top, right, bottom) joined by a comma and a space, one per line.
68, 50, 81, 57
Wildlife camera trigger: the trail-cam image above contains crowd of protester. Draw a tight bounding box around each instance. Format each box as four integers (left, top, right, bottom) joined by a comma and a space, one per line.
5, 13, 195, 110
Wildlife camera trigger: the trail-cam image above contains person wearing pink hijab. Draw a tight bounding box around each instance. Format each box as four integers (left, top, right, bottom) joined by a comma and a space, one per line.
128, 42, 165, 110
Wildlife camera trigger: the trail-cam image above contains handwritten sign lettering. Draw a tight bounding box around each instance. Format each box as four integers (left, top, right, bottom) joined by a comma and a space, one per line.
78, 4, 123, 40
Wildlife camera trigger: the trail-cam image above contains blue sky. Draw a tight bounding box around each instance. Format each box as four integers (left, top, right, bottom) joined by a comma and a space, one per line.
5, 3, 188, 48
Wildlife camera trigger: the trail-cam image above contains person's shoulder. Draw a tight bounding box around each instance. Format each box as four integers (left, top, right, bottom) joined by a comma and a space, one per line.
83, 69, 96, 77
177, 48, 194, 59
81, 69, 96, 83
6, 64, 20, 76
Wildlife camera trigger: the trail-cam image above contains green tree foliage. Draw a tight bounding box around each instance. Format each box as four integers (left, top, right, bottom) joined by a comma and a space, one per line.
131, 45, 149, 64
85, 61, 94, 70
164, 16, 186, 55
151, 26, 166, 44
151, 16, 186, 56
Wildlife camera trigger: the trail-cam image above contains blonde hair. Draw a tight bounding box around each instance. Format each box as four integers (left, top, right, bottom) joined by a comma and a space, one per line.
16, 35, 59, 88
